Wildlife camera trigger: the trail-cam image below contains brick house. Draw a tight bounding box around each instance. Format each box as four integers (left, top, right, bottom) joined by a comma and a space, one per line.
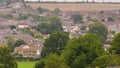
14, 44, 43, 58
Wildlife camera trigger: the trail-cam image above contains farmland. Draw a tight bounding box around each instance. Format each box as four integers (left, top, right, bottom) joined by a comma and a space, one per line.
27, 3, 120, 12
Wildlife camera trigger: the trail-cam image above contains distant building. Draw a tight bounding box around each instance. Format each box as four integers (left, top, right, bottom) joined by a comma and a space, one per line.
24, 0, 39, 2
14, 44, 43, 58
18, 22, 29, 28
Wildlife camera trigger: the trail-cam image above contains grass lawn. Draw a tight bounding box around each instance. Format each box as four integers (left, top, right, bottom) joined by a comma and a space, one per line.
17, 61, 38, 68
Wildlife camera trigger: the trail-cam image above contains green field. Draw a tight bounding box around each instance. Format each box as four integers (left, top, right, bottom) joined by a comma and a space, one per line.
17, 61, 37, 68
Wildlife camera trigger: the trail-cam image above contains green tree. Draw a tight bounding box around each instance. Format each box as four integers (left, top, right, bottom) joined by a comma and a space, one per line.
109, 33, 120, 54
37, 22, 50, 34
7, 37, 14, 52
62, 33, 106, 68
53, 8, 61, 14
0, 46, 17, 68
17, 14, 28, 20
92, 55, 120, 68
88, 23, 108, 43
44, 53, 69, 68
48, 17, 63, 33
10, 25, 16, 29
14, 39, 26, 47
41, 31, 69, 58
36, 17, 63, 34
34, 59, 45, 68
37, 7, 44, 14
71, 14, 84, 24
108, 17, 115, 22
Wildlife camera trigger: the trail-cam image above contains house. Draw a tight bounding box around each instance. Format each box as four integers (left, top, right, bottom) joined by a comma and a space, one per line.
43, 34, 50, 39
0, 20, 18, 29
12, 34, 35, 44
104, 22, 120, 34
12, 34, 45, 45
14, 44, 43, 58
106, 34, 114, 42
18, 22, 29, 28
104, 44, 110, 51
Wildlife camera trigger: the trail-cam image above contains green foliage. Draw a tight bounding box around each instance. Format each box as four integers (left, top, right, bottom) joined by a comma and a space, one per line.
32, 15, 46, 22
36, 16, 63, 34
44, 53, 69, 68
7, 37, 14, 52
34, 59, 45, 68
108, 17, 115, 22
41, 31, 69, 58
109, 33, 120, 54
92, 55, 120, 68
72, 14, 84, 24
88, 23, 108, 43
0, 46, 17, 68
17, 14, 28, 20
14, 39, 26, 47
37, 7, 44, 14
37, 22, 49, 34
21, 28, 31, 34
0, 14, 13, 19
10, 25, 16, 29
53, 8, 61, 14
62, 33, 106, 68
48, 16, 63, 33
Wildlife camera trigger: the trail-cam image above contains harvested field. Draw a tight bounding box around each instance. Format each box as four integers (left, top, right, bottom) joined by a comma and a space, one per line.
27, 3, 120, 12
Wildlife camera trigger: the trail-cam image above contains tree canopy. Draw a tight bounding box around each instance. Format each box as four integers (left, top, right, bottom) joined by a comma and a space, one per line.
44, 53, 69, 68
41, 31, 69, 58
14, 39, 26, 47
7, 37, 14, 52
62, 33, 106, 68
88, 22, 108, 43
71, 14, 84, 24
0, 46, 17, 68
36, 16, 63, 34
37, 7, 44, 14
53, 8, 61, 14
34, 59, 45, 68
109, 33, 120, 54
92, 55, 120, 68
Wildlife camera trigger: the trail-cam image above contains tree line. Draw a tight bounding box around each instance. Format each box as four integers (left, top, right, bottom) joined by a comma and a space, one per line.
35, 22, 120, 68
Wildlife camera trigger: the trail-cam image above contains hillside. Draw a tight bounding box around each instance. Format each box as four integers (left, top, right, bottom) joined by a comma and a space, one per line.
27, 3, 120, 11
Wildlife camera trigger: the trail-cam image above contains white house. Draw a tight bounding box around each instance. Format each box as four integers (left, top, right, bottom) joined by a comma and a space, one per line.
18, 22, 29, 28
